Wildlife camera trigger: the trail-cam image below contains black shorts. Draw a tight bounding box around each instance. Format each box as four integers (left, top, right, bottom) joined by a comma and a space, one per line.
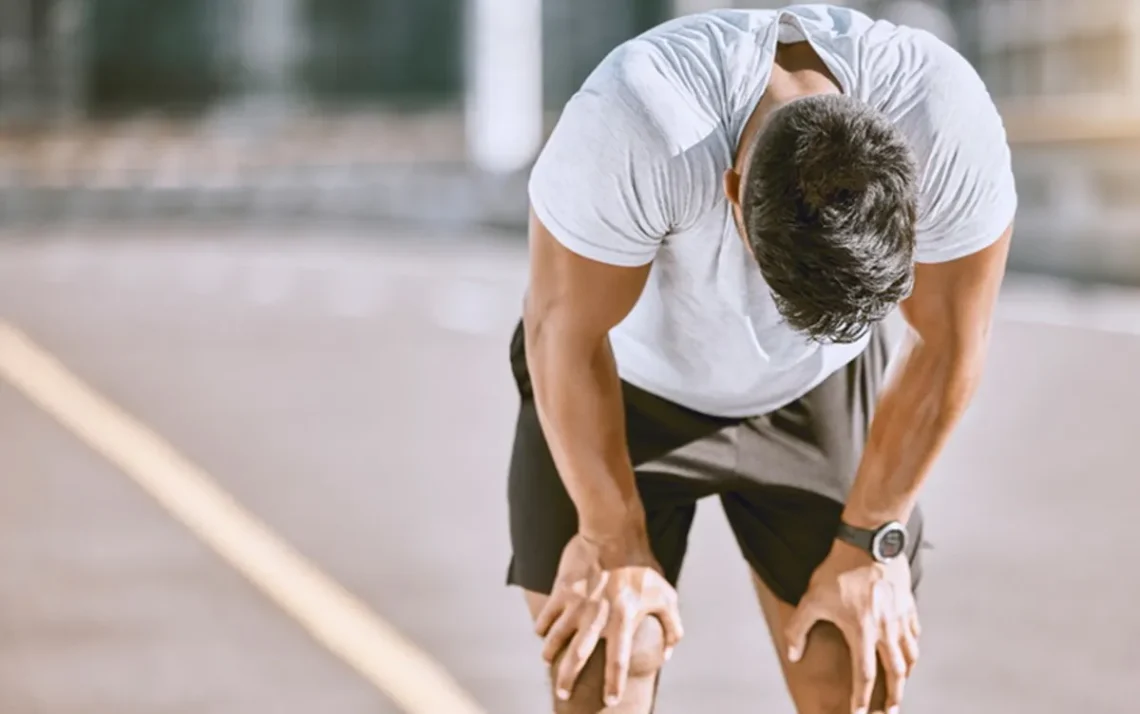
504, 322, 923, 605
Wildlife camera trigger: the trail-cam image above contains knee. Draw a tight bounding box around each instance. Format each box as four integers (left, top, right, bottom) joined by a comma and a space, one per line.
551, 616, 666, 714
785, 639, 887, 714
627, 613, 668, 676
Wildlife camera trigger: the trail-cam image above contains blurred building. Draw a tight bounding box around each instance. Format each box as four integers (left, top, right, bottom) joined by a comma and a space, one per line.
966, 0, 1140, 283
2, 0, 1140, 283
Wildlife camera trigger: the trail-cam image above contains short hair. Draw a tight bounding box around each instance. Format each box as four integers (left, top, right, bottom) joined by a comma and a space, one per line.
741, 93, 918, 344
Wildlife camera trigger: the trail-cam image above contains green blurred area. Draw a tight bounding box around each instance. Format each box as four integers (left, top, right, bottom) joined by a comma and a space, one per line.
4, 0, 675, 117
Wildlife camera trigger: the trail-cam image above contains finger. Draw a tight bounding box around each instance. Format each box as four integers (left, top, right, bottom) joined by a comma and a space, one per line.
534, 593, 566, 637
651, 588, 684, 659
844, 623, 877, 714
537, 570, 608, 638
603, 612, 638, 707
900, 623, 920, 675
909, 611, 922, 639
540, 608, 579, 664
586, 569, 610, 599
784, 600, 822, 664
877, 621, 908, 713
554, 599, 609, 701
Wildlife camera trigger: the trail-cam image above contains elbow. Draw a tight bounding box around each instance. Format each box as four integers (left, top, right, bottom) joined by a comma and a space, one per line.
522, 289, 602, 358
910, 333, 988, 426
522, 289, 555, 357
938, 345, 988, 422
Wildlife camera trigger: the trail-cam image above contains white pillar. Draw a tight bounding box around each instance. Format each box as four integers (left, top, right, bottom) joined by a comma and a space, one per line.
51, 0, 88, 123
879, 1, 959, 47
241, 0, 300, 103
673, 0, 729, 16
466, 0, 544, 174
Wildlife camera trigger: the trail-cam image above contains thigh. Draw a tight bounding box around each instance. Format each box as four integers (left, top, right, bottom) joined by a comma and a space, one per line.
505, 321, 731, 594
505, 322, 729, 713
721, 484, 925, 608
721, 323, 926, 711
722, 322, 925, 605
505, 397, 707, 593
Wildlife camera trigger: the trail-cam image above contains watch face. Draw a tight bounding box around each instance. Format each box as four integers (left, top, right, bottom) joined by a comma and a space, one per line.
873, 524, 907, 561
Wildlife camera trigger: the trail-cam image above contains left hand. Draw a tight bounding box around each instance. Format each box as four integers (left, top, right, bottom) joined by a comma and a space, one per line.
785, 540, 920, 714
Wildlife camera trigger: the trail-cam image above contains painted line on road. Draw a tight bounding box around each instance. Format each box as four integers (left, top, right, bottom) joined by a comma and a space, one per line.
0, 321, 488, 714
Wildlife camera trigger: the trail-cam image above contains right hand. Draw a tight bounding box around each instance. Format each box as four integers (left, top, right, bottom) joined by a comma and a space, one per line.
534, 532, 684, 707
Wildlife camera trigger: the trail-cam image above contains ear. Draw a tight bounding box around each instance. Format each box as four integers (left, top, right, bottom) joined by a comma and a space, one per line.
723, 168, 741, 208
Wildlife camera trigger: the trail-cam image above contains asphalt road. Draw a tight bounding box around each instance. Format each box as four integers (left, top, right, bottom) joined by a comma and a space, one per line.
1, 225, 1137, 714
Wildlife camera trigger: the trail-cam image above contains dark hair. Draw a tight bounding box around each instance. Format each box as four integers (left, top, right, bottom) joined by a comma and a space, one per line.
741, 93, 918, 344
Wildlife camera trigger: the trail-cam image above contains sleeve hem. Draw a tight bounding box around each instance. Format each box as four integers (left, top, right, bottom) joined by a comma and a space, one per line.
531, 199, 659, 268
914, 199, 1018, 265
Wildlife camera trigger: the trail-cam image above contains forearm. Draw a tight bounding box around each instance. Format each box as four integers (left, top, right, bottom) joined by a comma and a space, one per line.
525, 324, 648, 545
843, 332, 985, 529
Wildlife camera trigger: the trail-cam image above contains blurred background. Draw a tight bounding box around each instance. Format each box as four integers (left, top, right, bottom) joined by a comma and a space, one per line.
1, 1, 1138, 713
2, 0, 1139, 281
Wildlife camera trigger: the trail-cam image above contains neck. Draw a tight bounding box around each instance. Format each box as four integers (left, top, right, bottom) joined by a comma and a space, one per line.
733, 42, 842, 172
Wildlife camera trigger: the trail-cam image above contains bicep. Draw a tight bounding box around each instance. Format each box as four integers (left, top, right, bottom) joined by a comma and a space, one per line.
901, 223, 1013, 355
524, 210, 653, 345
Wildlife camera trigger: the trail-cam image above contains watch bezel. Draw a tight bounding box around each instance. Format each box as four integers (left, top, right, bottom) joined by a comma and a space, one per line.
870, 521, 908, 563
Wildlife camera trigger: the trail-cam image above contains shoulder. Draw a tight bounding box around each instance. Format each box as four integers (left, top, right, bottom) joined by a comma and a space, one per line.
862, 29, 1017, 262
858, 25, 995, 130
572, 9, 769, 153
530, 15, 749, 252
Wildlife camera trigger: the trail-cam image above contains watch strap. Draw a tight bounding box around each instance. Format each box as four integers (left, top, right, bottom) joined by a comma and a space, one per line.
836, 521, 877, 553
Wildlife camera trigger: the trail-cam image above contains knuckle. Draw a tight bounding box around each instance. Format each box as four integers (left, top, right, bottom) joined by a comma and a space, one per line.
613, 600, 637, 621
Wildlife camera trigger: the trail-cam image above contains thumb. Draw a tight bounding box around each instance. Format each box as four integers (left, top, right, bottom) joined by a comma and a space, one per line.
784, 600, 821, 664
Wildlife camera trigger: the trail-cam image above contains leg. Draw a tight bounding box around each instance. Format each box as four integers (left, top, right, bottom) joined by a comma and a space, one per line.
751, 571, 889, 714
511, 497, 694, 714
723, 486, 924, 713
720, 323, 926, 712
722, 487, 924, 714
504, 320, 737, 713
523, 591, 667, 714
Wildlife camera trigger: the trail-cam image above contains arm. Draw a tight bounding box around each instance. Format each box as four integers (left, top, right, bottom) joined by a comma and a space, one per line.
842, 223, 1013, 529
786, 225, 1013, 714
523, 208, 654, 554
528, 208, 684, 705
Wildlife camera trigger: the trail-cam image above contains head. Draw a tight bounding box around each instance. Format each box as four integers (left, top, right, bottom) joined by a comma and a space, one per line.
725, 94, 918, 344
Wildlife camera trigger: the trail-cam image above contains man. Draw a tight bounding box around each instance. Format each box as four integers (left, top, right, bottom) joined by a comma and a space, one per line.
505, 5, 1016, 714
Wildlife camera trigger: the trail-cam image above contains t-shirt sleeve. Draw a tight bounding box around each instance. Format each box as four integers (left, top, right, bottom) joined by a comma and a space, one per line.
527, 87, 681, 267
896, 33, 1019, 264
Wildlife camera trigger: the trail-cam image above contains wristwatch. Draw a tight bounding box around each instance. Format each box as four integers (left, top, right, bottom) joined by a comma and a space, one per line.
836, 520, 908, 563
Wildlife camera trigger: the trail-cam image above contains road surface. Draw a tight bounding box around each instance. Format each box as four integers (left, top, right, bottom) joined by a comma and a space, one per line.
1, 225, 1137, 713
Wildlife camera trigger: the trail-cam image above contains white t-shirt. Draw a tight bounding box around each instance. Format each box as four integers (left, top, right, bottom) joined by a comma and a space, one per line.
528, 4, 1018, 418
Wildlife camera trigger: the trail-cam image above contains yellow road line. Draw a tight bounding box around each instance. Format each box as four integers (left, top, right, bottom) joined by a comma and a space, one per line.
0, 321, 487, 714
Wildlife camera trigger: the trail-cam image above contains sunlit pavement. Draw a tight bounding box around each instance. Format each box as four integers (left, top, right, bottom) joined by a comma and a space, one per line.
1, 225, 1137, 714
